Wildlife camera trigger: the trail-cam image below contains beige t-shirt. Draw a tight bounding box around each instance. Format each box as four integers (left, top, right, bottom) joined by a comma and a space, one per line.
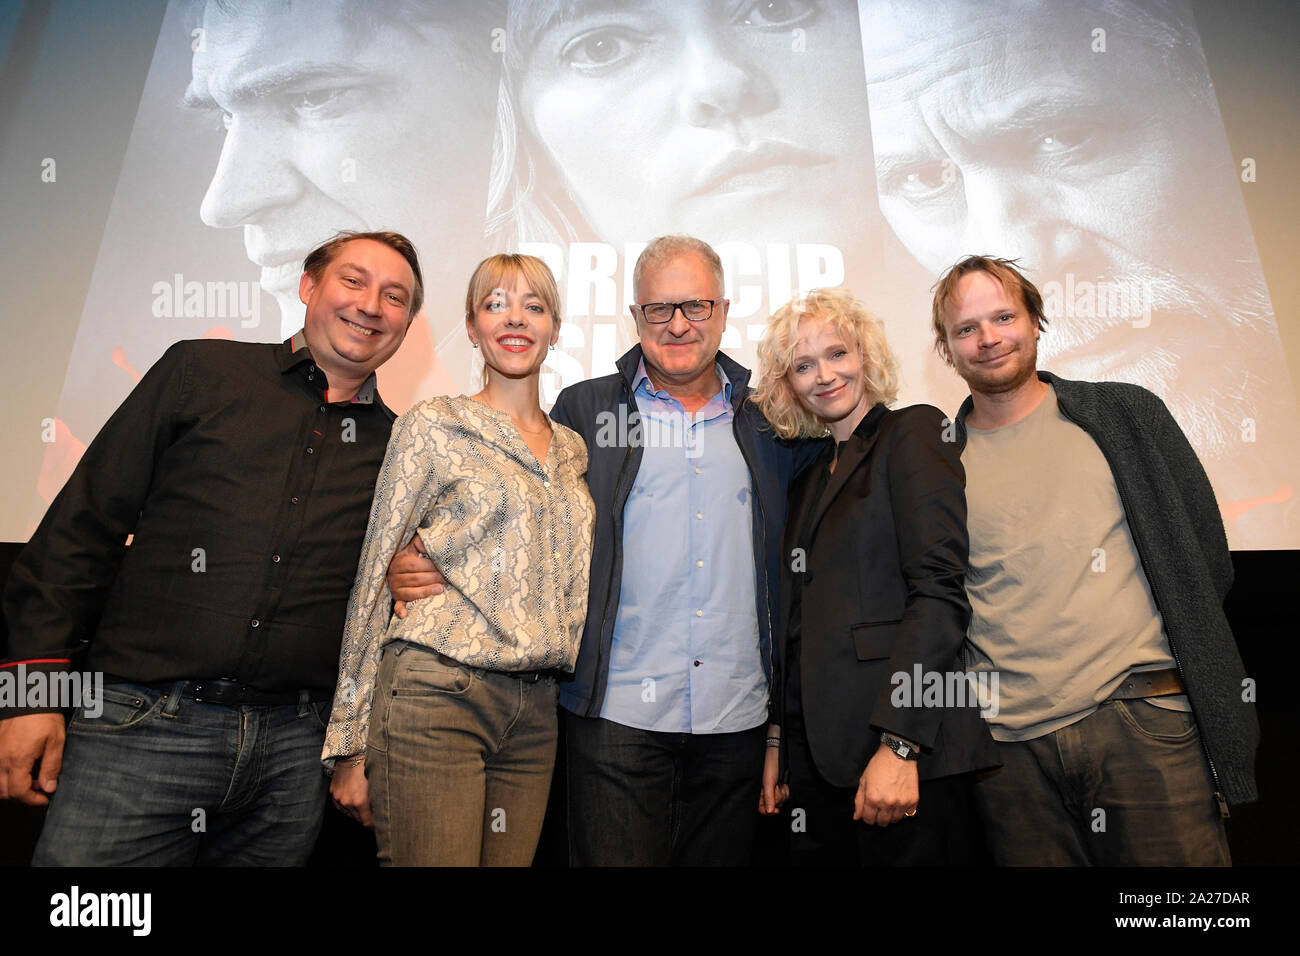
962, 385, 1189, 742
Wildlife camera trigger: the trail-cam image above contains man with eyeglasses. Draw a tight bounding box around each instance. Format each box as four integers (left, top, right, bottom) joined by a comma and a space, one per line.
389, 235, 807, 865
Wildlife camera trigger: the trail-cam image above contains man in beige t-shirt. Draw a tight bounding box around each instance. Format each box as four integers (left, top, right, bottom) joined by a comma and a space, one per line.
928, 255, 1257, 865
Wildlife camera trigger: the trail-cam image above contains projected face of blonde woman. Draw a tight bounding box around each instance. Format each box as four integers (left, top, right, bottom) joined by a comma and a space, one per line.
187, 0, 495, 335
862, 0, 1295, 465
516, 0, 874, 244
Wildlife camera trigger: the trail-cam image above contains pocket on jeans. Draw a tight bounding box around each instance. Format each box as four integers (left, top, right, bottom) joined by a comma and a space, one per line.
392, 648, 472, 697
1114, 699, 1197, 742
69, 684, 164, 733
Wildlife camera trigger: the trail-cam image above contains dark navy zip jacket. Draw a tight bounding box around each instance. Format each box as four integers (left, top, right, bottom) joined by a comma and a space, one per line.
550, 345, 808, 721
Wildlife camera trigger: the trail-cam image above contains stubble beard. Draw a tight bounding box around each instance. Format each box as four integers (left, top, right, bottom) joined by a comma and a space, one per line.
964, 339, 1039, 400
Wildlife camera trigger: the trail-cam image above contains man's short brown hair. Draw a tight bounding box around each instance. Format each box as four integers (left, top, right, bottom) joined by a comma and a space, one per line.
302, 231, 425, 319
931, 255, 1048, 365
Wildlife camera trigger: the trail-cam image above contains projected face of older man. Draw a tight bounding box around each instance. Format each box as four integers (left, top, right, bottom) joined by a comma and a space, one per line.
514, 0, 875, 245
187, 0, 495, 337
862, 0, 1295, 464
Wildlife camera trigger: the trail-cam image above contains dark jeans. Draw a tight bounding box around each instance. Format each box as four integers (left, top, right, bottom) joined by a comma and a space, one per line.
33, 680, 330, 866
565, 712, 765, 866
974, 699, 1231, 865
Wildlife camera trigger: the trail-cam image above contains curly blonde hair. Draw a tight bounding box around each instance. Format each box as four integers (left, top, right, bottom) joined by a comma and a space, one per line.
754, 288, 899, 440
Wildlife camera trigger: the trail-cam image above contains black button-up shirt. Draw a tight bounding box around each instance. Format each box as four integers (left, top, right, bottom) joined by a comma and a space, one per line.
3, 333, 396, 699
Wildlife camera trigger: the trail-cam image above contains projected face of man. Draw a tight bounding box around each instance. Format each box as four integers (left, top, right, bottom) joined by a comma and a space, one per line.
187, 0, 492, 336
515, 0, 874, 244
862, 0, 1288, 462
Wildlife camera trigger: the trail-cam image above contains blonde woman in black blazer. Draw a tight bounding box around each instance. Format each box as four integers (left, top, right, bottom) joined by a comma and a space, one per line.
753, 288, 998, 866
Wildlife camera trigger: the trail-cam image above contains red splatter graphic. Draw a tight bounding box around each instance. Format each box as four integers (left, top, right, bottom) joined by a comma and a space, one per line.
1222, 484, 1293, 523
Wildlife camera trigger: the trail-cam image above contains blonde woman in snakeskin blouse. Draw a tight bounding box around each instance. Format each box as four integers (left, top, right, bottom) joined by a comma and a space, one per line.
323, 254, 595, 865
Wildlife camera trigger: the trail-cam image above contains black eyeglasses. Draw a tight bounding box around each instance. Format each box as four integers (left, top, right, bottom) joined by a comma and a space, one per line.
633, 299, 724, 324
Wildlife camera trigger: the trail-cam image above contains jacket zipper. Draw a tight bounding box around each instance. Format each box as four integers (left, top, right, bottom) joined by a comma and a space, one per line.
1053, 400, 1230, 819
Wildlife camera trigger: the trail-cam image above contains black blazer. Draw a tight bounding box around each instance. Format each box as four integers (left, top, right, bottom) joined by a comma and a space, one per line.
777, 403, 999, 789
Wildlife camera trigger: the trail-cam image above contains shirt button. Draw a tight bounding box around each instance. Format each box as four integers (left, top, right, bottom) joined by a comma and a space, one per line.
543, 480, 551, 488
306, 447, 314, 455
290, 496, 300, 504
271, 554, 280, 563
693, 659, 702, 667
696, 512, 703, 520
694, 467, 701, 475
250, 619, 260, 628
319, 404, 327, 413
307, 373, 315, 381
696, 560, 703, 568
696, 609, 703, 617
553, 552, 560, 560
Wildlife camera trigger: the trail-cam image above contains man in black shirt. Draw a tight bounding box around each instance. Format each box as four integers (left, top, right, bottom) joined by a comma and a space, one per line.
0, 231, 423, 865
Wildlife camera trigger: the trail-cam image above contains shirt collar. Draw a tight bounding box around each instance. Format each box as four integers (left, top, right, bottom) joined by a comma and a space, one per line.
632, 358, 731, 403
279, 330, 378, 405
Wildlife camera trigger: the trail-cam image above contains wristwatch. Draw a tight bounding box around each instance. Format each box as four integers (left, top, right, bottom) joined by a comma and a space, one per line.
880, 732, 921, 760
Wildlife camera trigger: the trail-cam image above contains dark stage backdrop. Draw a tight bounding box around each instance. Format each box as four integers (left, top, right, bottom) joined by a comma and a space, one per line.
0, 543, 1293, 866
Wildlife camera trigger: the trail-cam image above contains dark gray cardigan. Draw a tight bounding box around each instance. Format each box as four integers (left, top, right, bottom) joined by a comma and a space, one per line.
954, 371, 1259, 806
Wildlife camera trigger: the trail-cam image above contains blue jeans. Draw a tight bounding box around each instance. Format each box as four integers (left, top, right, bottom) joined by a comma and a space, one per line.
974, 699, 1231, 865
365, 641, 559, 866
565, 712, 765, 866
33, 680, 330, 866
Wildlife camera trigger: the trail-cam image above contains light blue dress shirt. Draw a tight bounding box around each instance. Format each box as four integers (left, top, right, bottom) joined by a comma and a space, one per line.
598, 361, 768, 734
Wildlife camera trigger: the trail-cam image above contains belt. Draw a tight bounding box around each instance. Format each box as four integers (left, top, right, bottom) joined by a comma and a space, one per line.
1106, 668, 1184, 701
176, 679, 329, 707
423, 646, 557, 684
496, 668, 559, 683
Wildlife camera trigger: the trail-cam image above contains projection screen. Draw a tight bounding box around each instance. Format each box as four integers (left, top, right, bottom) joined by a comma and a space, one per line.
6, 0, 1299, 550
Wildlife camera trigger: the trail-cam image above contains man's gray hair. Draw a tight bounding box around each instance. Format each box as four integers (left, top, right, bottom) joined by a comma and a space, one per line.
632, 236, 725, 302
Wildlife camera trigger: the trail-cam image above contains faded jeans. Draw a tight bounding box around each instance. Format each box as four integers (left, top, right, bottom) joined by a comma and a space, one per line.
974, 698, 1231, 866
365, 641, 558, 866
33, 679, 330, 866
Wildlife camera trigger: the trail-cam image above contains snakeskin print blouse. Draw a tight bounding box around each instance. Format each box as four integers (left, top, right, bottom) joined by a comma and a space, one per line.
323, 395, 595, 760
